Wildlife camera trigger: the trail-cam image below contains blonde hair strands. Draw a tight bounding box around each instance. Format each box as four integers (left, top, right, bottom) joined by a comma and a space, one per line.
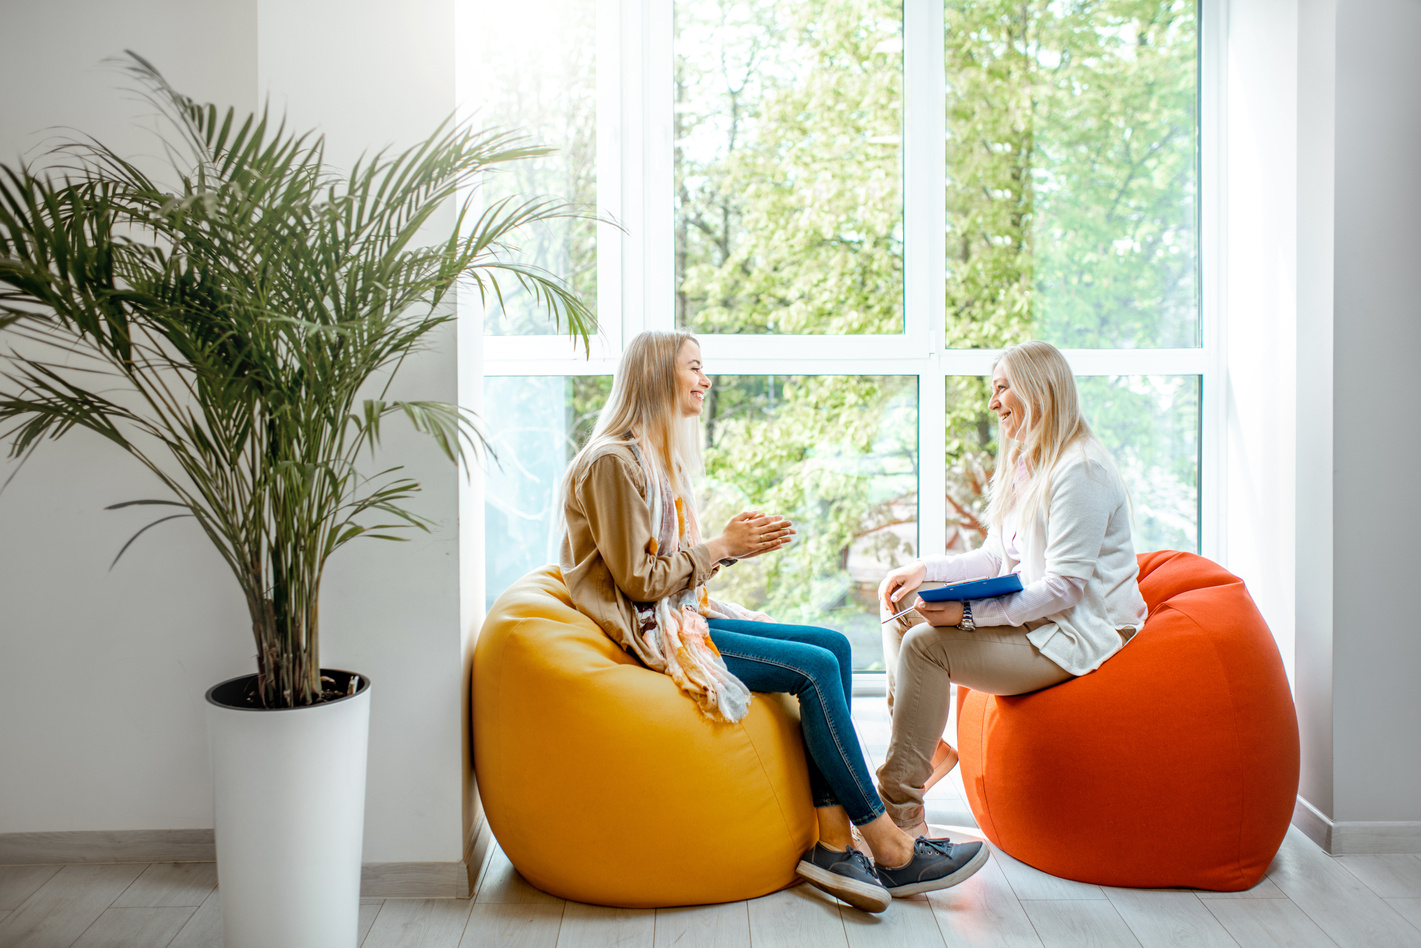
984, 340, 1101, 532
569, 330, 704, 498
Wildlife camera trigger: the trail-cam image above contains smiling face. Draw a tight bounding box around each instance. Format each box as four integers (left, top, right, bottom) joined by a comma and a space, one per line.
676, 339, 711, 417
989, 363, 1029, 441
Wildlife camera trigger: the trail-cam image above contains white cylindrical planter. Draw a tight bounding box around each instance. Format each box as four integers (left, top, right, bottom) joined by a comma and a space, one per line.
206, 670, 371, 948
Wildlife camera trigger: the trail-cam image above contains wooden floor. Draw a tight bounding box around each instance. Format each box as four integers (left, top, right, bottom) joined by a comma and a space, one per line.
3, 698, 1421, 948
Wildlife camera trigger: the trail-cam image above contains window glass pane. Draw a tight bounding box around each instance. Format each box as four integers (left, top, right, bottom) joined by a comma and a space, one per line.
475, 0, 597, 336
675, 0, 905, 335
483, 373, 920, 673
483, 375, 610, 608
1078, 375, 1200, 553
701, 376, 918, 670
940, 373, 1199, 562
944, 0, 1198, 349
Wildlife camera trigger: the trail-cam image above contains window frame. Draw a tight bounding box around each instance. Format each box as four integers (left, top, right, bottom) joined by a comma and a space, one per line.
473, 0, 1224, 615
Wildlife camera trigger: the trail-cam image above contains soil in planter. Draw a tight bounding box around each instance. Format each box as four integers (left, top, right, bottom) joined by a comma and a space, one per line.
208, 670, 367, 710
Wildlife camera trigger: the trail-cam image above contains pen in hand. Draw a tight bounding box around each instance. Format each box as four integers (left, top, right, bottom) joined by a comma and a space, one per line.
881, 599, 919, 625
879, 576, 987, 625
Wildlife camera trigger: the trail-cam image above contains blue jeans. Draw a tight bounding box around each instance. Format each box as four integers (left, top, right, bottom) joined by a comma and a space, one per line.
707, 618, 886, 826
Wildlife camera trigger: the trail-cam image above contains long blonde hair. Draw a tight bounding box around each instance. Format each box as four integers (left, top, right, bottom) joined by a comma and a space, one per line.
983, 340, 1100, 532
568, 330, 703, 498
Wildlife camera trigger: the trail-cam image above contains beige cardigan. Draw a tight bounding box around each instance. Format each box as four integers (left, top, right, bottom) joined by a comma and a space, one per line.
559, 441, 725, 671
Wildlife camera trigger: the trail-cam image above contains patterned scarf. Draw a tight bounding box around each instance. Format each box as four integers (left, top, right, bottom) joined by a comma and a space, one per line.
628, 443, 759, 723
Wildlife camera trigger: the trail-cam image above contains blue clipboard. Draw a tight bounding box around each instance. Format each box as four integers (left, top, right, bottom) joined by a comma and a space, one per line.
916, 573, 1024, 602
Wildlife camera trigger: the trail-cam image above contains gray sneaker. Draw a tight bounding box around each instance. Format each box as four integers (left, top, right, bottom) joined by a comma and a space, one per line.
795, 843, 892, 913
875, 836, 990, 897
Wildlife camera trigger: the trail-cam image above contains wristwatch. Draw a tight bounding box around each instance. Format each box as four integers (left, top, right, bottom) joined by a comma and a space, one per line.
957, 600, 976, 631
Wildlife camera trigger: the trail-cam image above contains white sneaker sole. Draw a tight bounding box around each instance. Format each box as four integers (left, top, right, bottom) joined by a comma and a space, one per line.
885, 841, 991, 898
795, 860, 892, 913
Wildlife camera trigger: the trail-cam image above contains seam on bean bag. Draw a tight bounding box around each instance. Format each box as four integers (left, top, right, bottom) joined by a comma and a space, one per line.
738, 714, 799, 856
1157, 596, 1252, 889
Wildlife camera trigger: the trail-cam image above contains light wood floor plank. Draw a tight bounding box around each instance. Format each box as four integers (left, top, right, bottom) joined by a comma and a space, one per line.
70, 906, 196, 948
1192, 876, 1288, 899
361, 897, 475, 948
0, 865, 62, 911
842, 895, 945, 948
460, 903, 564, 948
166, 888, 220, 948
1200, 897, 1339, 948
747, 886, 849, 948
1020, 899, 1142, 948
360, 900, 384, 947
1266, 828, 1421, 948
476, 846, 562, 904
992, 849, 1105, 901
1385, 898, 1421, 931
0, 863, 145, 948
925, 803, 980, 833
557, 902, 654, 948
113, 863, 217, 908
1103, 890, 1237, 947
653, 901, 750, 948
928, 854, 1043, 948
1335, 855, 1421, 899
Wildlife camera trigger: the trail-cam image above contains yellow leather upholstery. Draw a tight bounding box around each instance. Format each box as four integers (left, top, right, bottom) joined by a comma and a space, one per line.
472, 567, 817, 907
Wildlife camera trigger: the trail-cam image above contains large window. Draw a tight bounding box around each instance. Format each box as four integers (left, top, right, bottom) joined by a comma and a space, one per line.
471, 0, 1209, 672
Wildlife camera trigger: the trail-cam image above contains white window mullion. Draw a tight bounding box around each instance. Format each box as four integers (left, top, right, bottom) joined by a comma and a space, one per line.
618, 0, 647, 341
696, 333, 935, 364
691, 356, 931, 376
919, 363, 948, 559
1058, 348, 1211, 376
641, 0, 675, 333
1199, 0, 1227, 564
903, 0, 946, 355
597, 0, 625, 356
905, 0, 948, 560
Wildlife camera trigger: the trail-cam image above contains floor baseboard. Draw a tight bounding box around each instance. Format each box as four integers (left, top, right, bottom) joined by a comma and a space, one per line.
0, 828, 492, 898
0, 829, 216, 864
1292, 796, 1421, 854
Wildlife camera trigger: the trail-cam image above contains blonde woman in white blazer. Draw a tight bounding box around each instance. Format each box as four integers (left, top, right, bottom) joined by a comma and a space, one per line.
875, 340, 1148, 837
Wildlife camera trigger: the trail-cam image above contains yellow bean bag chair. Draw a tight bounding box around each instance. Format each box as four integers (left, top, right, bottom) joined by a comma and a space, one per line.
472, 567, 817, 907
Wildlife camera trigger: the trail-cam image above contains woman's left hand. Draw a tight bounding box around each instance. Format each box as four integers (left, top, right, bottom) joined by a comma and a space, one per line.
914, 599, 966, 628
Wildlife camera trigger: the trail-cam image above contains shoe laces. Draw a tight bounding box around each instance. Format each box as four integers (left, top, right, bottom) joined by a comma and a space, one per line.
842, 847, 877, 872
915, 836, 956, 856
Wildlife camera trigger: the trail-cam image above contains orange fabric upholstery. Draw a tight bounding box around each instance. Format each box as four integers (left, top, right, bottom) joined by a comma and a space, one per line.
957, 551, 1299, 890
472, 567, 817, 907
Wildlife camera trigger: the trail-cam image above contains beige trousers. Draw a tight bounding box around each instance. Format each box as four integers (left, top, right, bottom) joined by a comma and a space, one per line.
876, 583, 1074, 828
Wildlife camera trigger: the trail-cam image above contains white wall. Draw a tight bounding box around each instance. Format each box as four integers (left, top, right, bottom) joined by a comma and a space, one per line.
1288, 0, 1421, 833
1294, 0, 1337, 820
0, 0, 474, 866
1222, 0, 1298, 685
1328, 0, 1421, 824
0, 0, 262, 836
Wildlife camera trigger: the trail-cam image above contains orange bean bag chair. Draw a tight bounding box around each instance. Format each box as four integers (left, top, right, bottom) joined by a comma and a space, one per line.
472, 567, 817, 907
956, 550, 1299, 890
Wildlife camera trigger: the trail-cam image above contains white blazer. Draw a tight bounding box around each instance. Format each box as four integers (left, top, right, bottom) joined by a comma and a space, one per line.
991, 439, 1148, 675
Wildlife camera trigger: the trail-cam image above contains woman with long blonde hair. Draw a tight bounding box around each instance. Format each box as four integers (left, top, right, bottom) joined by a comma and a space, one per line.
875, 340, 1148, 838
560, 330, 989, 912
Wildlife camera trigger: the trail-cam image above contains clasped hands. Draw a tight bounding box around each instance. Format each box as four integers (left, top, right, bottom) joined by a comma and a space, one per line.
711, 510, 795, 561
878, 560, 966, 628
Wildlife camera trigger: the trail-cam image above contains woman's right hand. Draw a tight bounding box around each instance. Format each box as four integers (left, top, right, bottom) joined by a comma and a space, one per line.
710, 510, 795, 561
879, 560, 927, 615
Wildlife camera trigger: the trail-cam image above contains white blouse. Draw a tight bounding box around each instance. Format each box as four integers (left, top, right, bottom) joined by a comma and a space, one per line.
920, 440, 1148, 676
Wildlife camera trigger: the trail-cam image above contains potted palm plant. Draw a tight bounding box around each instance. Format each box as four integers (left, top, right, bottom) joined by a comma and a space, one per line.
0, 54, 591, 948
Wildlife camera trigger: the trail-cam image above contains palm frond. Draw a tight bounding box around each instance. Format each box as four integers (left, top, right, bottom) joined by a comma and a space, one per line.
0, 53, 593, 707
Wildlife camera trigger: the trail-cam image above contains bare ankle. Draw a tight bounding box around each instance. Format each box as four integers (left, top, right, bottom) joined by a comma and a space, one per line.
877, 835, 915, 869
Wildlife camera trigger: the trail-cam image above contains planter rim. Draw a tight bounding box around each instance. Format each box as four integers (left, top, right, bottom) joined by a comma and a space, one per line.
205, 668, 371, 712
